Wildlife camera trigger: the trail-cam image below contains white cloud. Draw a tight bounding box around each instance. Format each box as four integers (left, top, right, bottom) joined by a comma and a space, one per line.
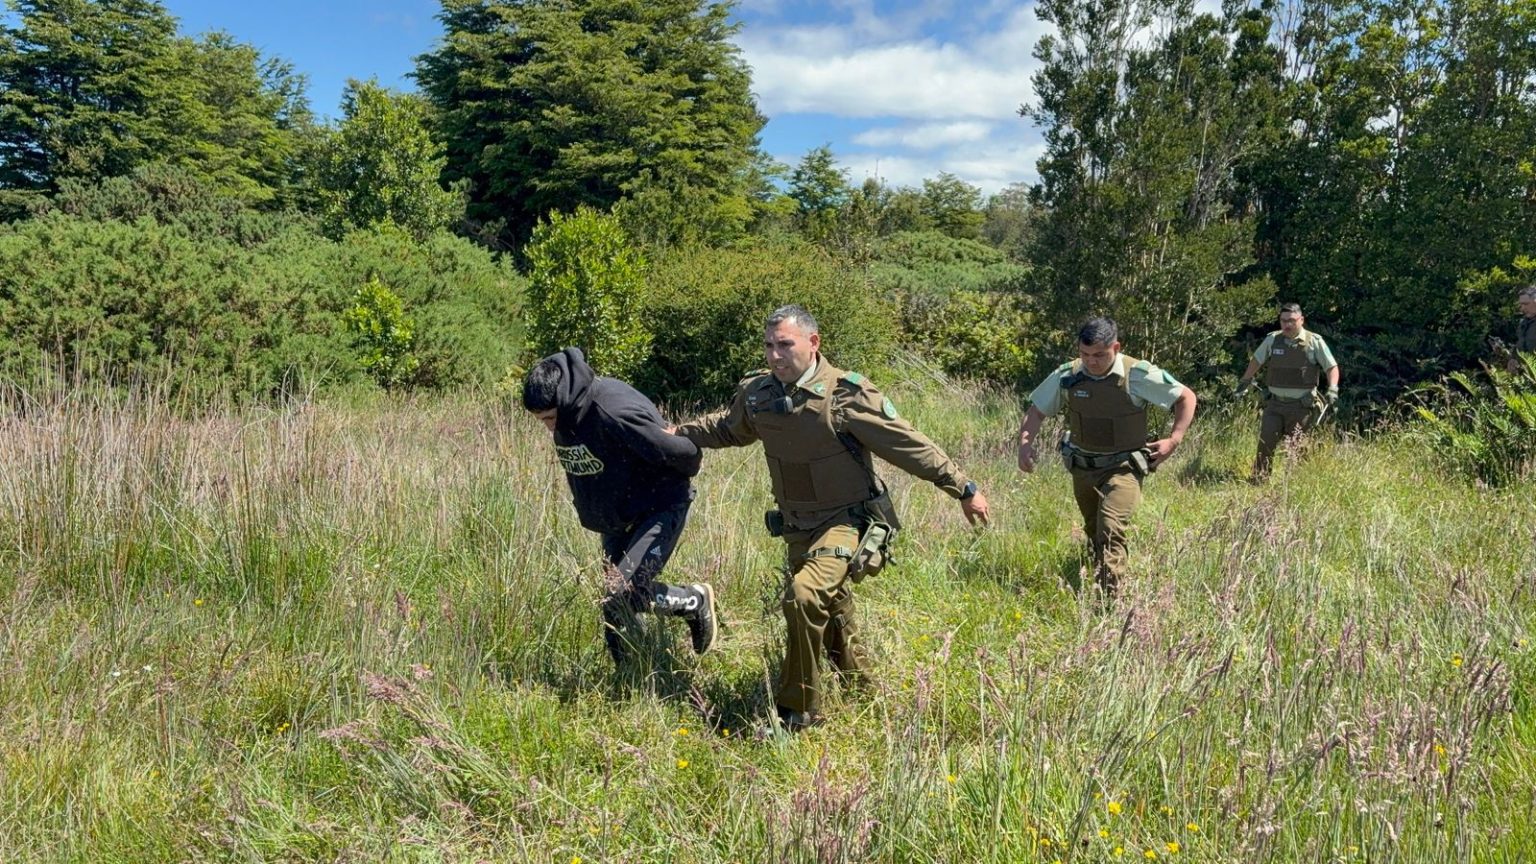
737, 6, 1047, 121
852, 121, 995, 150
742, 4, 1053, 193
803, 136, 1045, 196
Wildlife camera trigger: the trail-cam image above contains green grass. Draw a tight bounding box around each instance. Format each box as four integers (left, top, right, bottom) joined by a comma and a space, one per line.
0, 380, 1531, 862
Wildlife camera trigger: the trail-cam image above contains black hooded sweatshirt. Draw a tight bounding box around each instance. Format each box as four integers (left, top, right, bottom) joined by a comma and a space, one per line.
545, 347, 701, 534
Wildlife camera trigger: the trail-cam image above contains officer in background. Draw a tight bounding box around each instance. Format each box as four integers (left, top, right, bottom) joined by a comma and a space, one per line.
675, 305, 990, 732
1016, 317, 1196, 599
1506, 285, 1536, 372
1234, 303, 1340, 481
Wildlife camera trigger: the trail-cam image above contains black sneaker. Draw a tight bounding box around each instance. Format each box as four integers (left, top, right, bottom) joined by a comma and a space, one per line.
686, 583, 717, 655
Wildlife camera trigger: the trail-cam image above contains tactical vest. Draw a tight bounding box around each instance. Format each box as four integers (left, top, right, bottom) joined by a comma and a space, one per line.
1518, 317, 1536, 353
1062, 355, 1148, 453
1264, 333, 1320, 389
748, 364, 877, 513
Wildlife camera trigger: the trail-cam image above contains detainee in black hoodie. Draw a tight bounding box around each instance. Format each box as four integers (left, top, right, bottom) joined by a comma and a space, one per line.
522, 347, 717, 665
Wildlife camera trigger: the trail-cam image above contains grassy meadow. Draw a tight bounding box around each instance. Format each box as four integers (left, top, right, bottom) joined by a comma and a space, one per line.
0, 375, 1532, 863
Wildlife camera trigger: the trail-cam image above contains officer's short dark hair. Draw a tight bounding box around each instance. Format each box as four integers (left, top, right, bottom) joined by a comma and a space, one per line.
521, 359, 562, 413
1279, 302, 1304, 317
1078, 317, 1118, 346
766, 304, 819, 334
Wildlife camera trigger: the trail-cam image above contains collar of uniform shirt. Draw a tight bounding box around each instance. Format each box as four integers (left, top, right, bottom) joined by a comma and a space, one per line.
1081, 353, 1128, 381
791, 357, 820, 392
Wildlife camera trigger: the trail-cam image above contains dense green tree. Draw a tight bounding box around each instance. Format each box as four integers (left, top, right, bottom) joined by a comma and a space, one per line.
980, 181, 1037, 258
0, 0, 311, 204
1025, 0, 1284, 370
415, 0, 764, 250
0, 0, 179, 190
919, 172, 984, 240
159, 32, 312, 205
1250, 0, 1536, 389
787, 145, 851, 219
314, 79, 463, 240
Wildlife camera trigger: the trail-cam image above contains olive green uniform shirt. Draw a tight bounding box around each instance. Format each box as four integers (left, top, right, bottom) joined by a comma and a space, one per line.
677, 357, 971, 531
1252, 329, 1338, 400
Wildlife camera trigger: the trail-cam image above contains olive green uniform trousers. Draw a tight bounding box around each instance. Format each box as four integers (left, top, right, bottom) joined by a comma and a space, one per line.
778, 519, 866, 715
1255, 395, 1317, 479
1070, 464, 1143, 593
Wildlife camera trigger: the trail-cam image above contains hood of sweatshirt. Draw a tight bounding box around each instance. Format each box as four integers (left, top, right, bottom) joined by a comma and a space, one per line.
544, 346, 597, 430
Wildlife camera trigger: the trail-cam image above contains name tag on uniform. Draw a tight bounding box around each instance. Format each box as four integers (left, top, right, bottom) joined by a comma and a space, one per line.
1073, 390, 1090, 398
1273, 349, 1286, 355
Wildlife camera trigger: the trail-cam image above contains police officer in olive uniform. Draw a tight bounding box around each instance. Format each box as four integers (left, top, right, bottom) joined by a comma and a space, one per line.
1017, 317, 1197, 597
1234, 303, 1340, 481
1507, 286, 1536, 373
675, 305, 990, 731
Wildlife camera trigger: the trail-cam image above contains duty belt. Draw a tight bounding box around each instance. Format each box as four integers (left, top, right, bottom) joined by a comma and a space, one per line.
1058, 437, 1153, 476
1067, 449, 1136, 471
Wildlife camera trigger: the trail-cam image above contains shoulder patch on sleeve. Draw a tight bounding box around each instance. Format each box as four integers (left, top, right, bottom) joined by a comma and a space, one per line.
881, 397, 898, 419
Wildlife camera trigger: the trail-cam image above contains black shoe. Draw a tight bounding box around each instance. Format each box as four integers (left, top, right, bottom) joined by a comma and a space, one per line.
775, 704, 823, 732
686, 583, 717, 655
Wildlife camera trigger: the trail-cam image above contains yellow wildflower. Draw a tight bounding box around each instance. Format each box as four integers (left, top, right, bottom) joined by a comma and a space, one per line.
1144, 851, 1158, 860
946, 774, 957, 785
1099, 829, 1111, 839
676, 758, 689, 769
1113, 848, 1125, 857
1108, 800, 1123, 815
194, 598, 205, 607
1185, 822, 1199, 833
1166, 841, 1180, 854
1451, 654, 1464, 668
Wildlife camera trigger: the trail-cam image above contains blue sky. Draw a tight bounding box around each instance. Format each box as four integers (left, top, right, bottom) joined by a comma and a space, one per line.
157, 0, 1049, 195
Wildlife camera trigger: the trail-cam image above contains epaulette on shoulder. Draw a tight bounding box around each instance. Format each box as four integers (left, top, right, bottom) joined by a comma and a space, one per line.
740, 369, 773, 388
840, 371, 867, 387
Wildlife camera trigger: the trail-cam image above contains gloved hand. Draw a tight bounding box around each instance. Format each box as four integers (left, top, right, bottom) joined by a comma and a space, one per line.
1233, 379, 1255, 399
1324, 388, 1339, 406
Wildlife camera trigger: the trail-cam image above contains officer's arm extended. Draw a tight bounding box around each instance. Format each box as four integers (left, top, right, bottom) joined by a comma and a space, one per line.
839, 384, 989, 526
674, 387, 759, 449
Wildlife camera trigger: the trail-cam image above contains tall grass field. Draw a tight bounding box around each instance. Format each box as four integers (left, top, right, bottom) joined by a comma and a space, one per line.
1, 377, 1531, 862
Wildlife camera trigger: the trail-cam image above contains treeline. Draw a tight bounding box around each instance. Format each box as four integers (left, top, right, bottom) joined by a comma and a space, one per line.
0, 0, 1532, 404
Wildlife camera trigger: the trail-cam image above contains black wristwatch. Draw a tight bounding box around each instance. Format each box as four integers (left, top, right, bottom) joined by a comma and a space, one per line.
959, 480, 979, 500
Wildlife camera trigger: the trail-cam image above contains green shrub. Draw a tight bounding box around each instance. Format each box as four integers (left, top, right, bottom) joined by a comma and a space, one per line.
0, 200, 522, 396
344, 277, 419, 390
640, 238, 899, 403
900, 289, 1034, 385
524, 207, 651, 381
1410, 357, 1536, 486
